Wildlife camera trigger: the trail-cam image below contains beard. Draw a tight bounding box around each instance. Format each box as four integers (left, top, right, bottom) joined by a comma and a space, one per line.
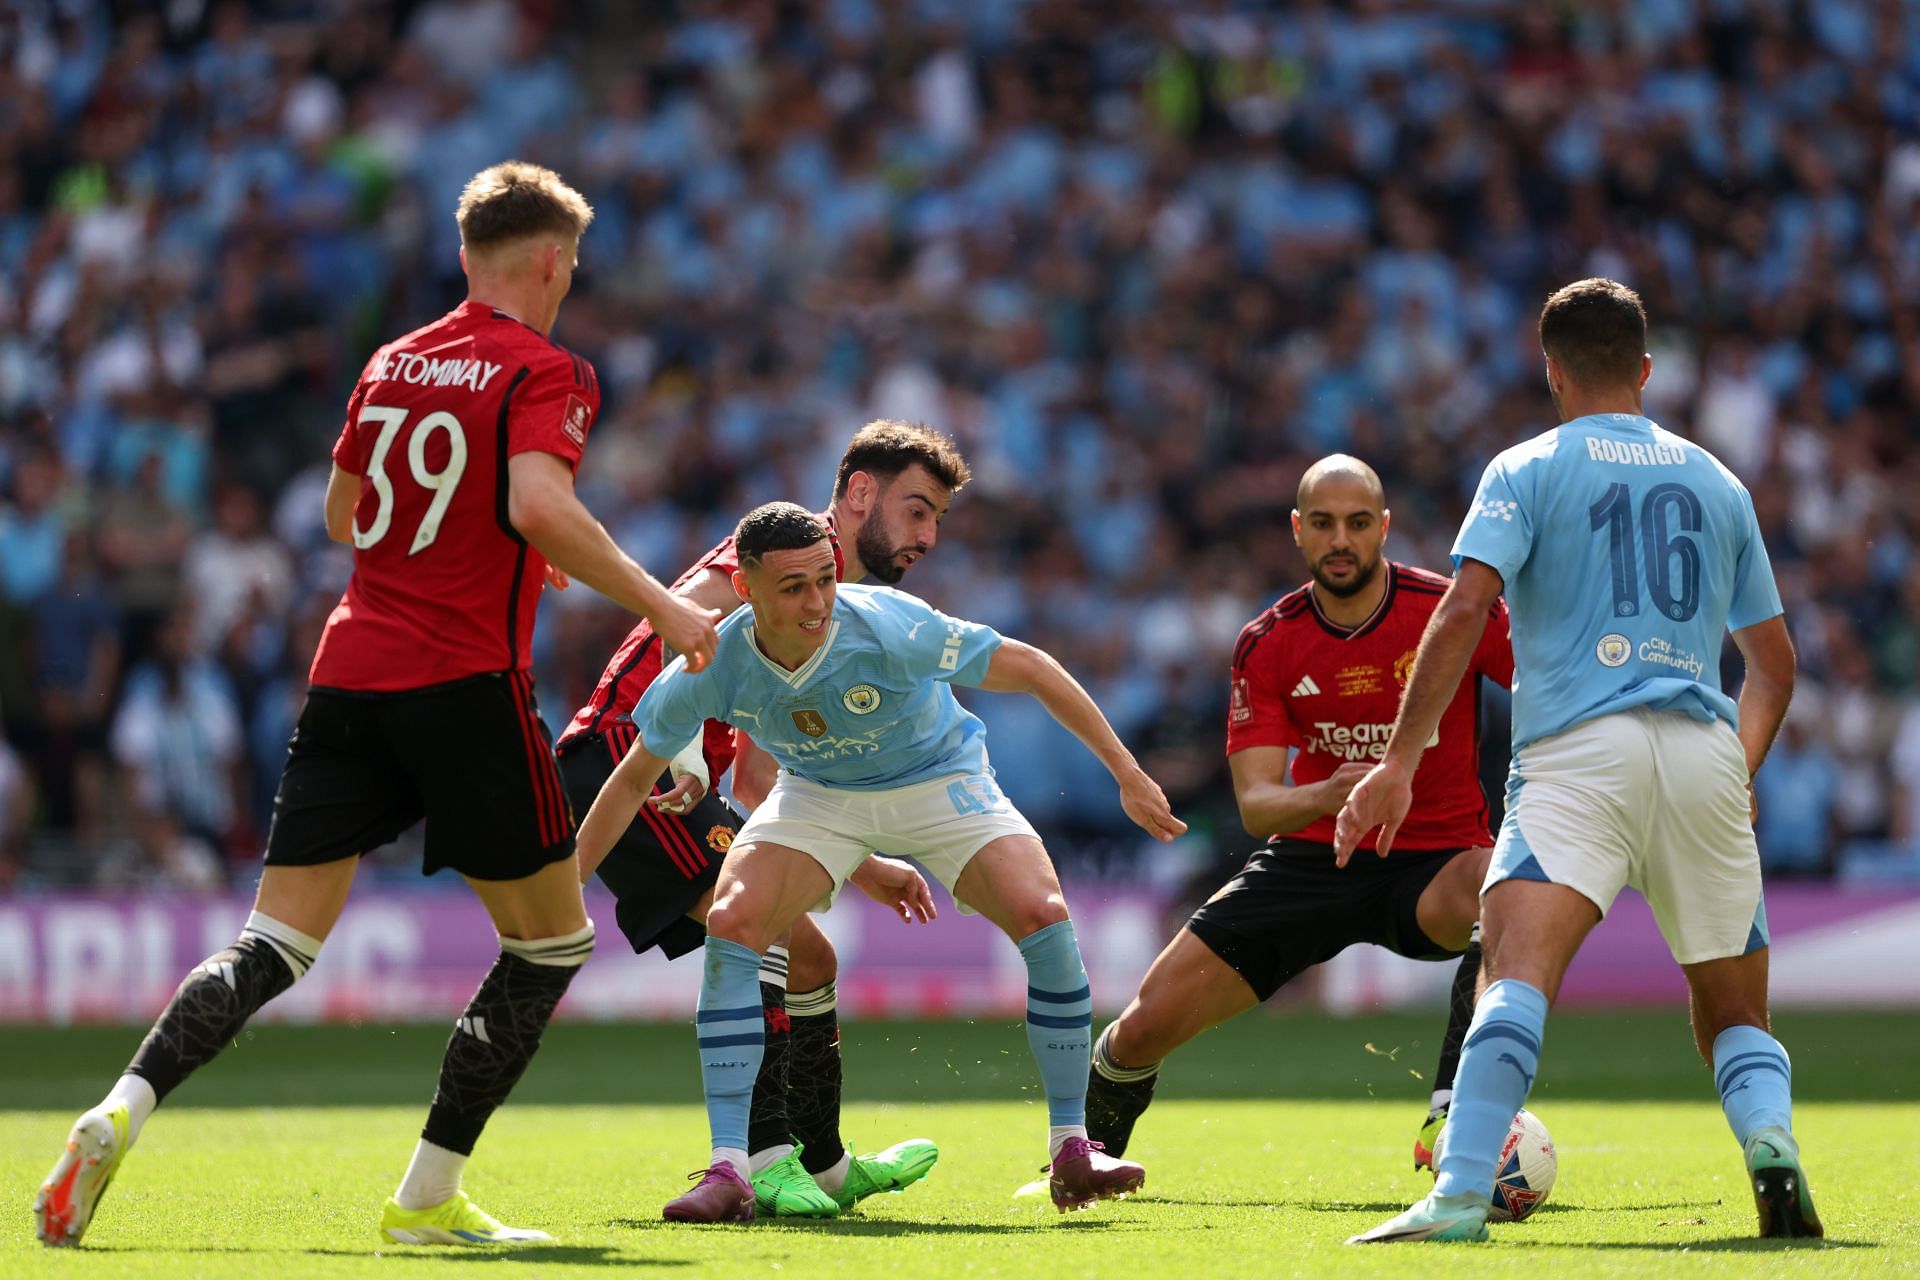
1309, 552, 1380, 599
856, 519, 914, 584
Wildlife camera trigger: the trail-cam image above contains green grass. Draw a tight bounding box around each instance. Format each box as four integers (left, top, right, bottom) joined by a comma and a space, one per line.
3, 1013, 1917, 1277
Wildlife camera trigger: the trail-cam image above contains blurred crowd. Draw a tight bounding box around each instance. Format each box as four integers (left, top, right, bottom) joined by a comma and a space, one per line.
1, 0, 1917, 893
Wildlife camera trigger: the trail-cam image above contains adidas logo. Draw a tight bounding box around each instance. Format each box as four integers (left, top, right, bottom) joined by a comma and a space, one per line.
1290, 676, 1322, 697
193, 960, 237, 989
456, 1016, 491, 1044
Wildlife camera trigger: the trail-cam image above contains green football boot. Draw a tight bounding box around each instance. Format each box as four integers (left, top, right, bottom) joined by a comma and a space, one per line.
1746, 1126, 1823, 1239
831, 1138, 940, 1212
1348, 1190, 1491, 1244
752, 1147, 840, 1218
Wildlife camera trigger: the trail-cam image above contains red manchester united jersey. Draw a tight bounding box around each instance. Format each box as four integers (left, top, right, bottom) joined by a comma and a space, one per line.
1227, 562, 1514, 851
309, 301, 600, 692
559, 512, 845, 780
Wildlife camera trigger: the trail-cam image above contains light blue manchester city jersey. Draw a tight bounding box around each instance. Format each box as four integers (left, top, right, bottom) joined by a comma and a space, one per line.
632, 582, 1003, 790
1453, 413, 1783, 751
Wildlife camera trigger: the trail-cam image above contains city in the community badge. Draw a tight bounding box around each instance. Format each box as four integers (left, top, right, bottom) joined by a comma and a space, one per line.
843, 683, 881, 715
792, 709, 828, 737
1595, 633, 1632, 668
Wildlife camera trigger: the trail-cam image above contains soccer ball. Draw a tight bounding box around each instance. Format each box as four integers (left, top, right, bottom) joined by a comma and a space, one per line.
1431, 1107, 1556, 1222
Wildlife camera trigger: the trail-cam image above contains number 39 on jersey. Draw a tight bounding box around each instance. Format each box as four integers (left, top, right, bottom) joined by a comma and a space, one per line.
353, 405, 469, 555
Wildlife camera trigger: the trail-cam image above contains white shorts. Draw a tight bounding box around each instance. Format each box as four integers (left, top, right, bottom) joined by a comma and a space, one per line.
1486, 708, 1767, 965
734, 770, 1041, 913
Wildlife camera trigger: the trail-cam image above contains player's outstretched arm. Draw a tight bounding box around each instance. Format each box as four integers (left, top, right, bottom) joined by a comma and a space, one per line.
574, 740, 671, 881
506, 452, 720, 669
977, 638, 1187, 843
1335, 559, 1502, 864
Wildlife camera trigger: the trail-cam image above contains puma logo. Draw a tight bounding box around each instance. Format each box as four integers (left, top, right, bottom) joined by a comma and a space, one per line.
907, 620, 927, 640
1498, 1052, 1535, 1091
730, 708, 763, 729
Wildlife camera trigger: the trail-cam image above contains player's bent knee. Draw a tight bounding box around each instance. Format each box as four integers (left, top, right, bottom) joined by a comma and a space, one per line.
1008, 893, 1070, 940
704, 897, 775, 953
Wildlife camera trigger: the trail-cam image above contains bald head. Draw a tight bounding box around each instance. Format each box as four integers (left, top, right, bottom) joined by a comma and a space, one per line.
1296, 454, 1385, 514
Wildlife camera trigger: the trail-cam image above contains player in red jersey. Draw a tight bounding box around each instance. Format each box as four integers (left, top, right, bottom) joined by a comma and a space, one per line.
33, 162, 719, 1251
554, 421, 969, 1216
1084, 455, 1512, 1168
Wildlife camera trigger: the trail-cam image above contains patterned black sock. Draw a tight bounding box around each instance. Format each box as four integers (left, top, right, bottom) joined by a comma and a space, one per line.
421, 925, 592, 1156
787, 984, 845, 1176
746, 979, 795, 1155
1086, 1022, 1159, 1157
126, 934, 298, 1101
1430, 935, 1483, 1112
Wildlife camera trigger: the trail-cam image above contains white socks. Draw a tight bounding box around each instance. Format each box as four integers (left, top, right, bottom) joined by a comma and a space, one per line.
749, 1143, 795, 1176
812, 1148, 852, 1195
1049, 1124, 1088, 1160
102, 1074, 158, 1144
712, 1146, 750, 1182
395, 1139, 468, 1210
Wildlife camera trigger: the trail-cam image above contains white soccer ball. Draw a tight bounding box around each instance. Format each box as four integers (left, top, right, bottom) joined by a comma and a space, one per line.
1431, 1107, 1556, 1222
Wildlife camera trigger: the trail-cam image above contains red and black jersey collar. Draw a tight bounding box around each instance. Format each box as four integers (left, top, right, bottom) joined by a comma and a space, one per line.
817, 509, 846, 581
1303, 561, 1398, 640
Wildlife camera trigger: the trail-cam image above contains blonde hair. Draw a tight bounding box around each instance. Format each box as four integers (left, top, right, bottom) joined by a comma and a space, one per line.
456, 161, 594, 251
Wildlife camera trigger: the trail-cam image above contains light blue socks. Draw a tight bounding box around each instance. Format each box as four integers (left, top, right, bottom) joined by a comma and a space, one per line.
696, 937, 765, 1153
1713, 1023, 1793, 1145
1434, 978, 1549, 1200
1019, 920, 1093, 1128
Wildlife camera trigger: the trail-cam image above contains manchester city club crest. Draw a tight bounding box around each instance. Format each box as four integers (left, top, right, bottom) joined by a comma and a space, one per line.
843, 683, 881, 714
1595, 633, 1632, 668
792, 709, 828, 737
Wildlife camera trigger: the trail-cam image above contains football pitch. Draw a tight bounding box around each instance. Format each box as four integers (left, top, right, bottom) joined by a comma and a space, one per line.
3, 1011, 1915, 1278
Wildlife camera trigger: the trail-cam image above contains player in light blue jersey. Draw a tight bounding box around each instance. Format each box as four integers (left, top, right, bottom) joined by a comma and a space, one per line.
1337, 279, 1815, 1244
574, 503, 1187, 1221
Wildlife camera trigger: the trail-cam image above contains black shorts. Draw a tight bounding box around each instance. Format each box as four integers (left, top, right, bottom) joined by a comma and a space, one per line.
556, 725, 741, 959
1184, 839, 1468, 1001
264, 674, 575, 880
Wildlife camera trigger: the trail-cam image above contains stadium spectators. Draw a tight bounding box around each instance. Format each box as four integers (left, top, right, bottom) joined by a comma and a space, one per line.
1, 0, 1916, 885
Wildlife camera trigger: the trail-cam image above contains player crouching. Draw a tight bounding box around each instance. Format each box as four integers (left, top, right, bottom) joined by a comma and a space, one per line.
573, 503, 1188, 1219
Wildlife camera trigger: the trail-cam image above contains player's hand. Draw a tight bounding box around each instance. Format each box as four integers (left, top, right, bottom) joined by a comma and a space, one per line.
1333, 759, 1414, 866
1119, 767, 1188, 843
1316, 762, 1376, 815
543, 563, 571, 591
653, 596, 722, 672
648, 770, 708, 815
849, 855, 937, 924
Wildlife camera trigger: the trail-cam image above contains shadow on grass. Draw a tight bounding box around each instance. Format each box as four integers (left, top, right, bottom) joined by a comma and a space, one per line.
1143, 1197, 1405, 1212
1571, 1237, 1868, 1252
610, 1217, 1121, 1236
87, 1245, 671, 1265
336, 1245, 668, 1265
